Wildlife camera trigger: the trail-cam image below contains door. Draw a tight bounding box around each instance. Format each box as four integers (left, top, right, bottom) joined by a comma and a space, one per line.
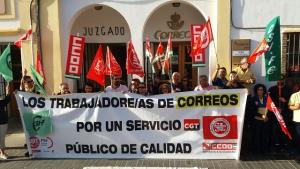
152, 42, 198, 88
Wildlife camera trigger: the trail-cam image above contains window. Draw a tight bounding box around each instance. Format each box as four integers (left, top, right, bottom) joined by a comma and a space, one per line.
283, 32, 300, 77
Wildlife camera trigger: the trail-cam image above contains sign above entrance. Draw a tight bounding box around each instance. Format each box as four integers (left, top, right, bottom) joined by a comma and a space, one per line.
71, 6, 131, 43
144, 4, 205, 42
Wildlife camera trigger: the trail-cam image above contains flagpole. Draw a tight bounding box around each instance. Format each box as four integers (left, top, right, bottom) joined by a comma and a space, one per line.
212, 40, 218, 64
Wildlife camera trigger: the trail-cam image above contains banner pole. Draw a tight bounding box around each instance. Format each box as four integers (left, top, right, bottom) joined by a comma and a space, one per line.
213, 40, 218, 64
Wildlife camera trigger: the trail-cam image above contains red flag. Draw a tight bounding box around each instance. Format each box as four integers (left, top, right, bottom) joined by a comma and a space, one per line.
145, 37, 154, 63
266, 95, 292, 140
105, 46, 122, 77
87, 45, 105, 86
35, 50, 46, 85
248, 38, 269, 64
153, 41, 164, 63
201, 18, 214, 49
190, 35, 203, 58
14, 29, 32, 48
163, 33, 173, 74
126, 41, 144, 78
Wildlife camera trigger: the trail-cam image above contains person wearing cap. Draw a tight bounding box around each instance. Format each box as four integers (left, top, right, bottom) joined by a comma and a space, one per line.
105, 76, 129, 93
233, 57, 256, 95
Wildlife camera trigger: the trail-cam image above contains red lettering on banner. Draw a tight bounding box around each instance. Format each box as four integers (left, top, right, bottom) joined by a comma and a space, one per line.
203, 116, 238, 139
65, 35, 85, 78
202, 143, 237, 151
184, 119, 200, 131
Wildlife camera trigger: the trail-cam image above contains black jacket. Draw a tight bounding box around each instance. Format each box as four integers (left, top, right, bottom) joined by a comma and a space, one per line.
0, 95, 10, 124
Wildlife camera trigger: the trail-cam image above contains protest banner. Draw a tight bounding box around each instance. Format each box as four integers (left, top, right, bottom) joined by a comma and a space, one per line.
15, 89, 247, 159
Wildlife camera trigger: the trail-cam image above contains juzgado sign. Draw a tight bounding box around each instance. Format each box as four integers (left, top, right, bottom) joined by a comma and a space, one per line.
15, 89, 247, 159
82, 26, 125, 36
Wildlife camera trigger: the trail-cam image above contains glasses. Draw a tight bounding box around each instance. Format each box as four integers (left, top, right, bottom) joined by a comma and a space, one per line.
24, 80, 33, 83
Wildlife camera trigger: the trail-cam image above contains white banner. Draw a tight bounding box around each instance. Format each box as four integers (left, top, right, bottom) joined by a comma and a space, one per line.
15, 89, 247, 159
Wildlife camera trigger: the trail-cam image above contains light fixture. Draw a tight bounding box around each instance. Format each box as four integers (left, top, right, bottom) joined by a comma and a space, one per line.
172, 3, 181, 7
94, 6, 103, 10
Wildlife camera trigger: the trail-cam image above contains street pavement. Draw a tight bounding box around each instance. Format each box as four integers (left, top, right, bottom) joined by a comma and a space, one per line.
1, 118, 300, 169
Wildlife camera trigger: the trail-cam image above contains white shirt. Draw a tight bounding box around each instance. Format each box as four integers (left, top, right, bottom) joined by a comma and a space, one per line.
289, 91, 300, 122
105, 85, 129, 93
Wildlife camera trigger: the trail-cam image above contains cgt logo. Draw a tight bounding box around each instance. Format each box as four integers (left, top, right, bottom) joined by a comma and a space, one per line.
184, 119, 200, 131
202, 143, 237, 151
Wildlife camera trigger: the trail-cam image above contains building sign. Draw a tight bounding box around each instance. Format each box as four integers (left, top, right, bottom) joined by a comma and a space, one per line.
144, 2, 206, 42
82, 26, 125, 36
0, 0, 5, 14
231, 39, 250, 57
154, 13, 190, 40
71, 6, 131, 43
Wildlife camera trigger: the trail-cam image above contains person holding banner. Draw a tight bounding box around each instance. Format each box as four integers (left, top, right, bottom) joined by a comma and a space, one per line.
0, 84, 10, 160
288, 88, 300, 154
252, 84, 270, 154
171, 72, 184, 93
233, 57, 256, 95
129, 78, 140, 94
84, 82, 94, 93
182, 76, 192, 91
194, 75, 214, 91
225, 71, 244, 89
105, 75, 128, 93
268, 76, 292, 153
56, 82, 71, 95
137, 82, 148, 96
159, 83, 171, 94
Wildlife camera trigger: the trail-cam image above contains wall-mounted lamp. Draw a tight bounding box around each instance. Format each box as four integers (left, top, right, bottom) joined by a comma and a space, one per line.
94, 6, 103, 10
172, 3, 181, 7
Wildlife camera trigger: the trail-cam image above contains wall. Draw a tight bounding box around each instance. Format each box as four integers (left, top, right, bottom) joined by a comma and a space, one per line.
60, 0, 217, 90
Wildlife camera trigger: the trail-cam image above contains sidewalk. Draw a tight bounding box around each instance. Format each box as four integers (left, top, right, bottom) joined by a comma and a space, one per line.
1, 118, 300, 169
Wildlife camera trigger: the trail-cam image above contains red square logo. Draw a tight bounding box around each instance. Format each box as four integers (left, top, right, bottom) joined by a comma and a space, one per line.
203, 115, 238, 139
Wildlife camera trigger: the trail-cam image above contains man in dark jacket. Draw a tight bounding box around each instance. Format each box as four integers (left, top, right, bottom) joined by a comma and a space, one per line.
0, 84, 10, 160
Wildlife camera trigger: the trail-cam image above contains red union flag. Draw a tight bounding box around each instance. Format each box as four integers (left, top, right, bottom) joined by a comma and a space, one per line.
201, 18, 214, 49
163, 33, 173, 74
105, 46, 122, 76
145, 37, 154, 63
190, 24, 206, 64
203, 115, 238, 139
65, 35, 85, 79
266, 95, 292, 140
126, 41, 144, 78
14, 29, 32, 48
87, 45, 105, 86
248, 38, 269, 64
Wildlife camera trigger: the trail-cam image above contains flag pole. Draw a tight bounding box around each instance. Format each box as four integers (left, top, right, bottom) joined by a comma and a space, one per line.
212, 40, 218, 64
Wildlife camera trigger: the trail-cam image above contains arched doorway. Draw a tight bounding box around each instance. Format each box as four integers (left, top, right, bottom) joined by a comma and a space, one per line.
71, 5, 131, 91
144, 2, 206, 87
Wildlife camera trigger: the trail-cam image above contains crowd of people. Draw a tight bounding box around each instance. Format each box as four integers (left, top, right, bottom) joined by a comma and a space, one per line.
0, 57, 299, 160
